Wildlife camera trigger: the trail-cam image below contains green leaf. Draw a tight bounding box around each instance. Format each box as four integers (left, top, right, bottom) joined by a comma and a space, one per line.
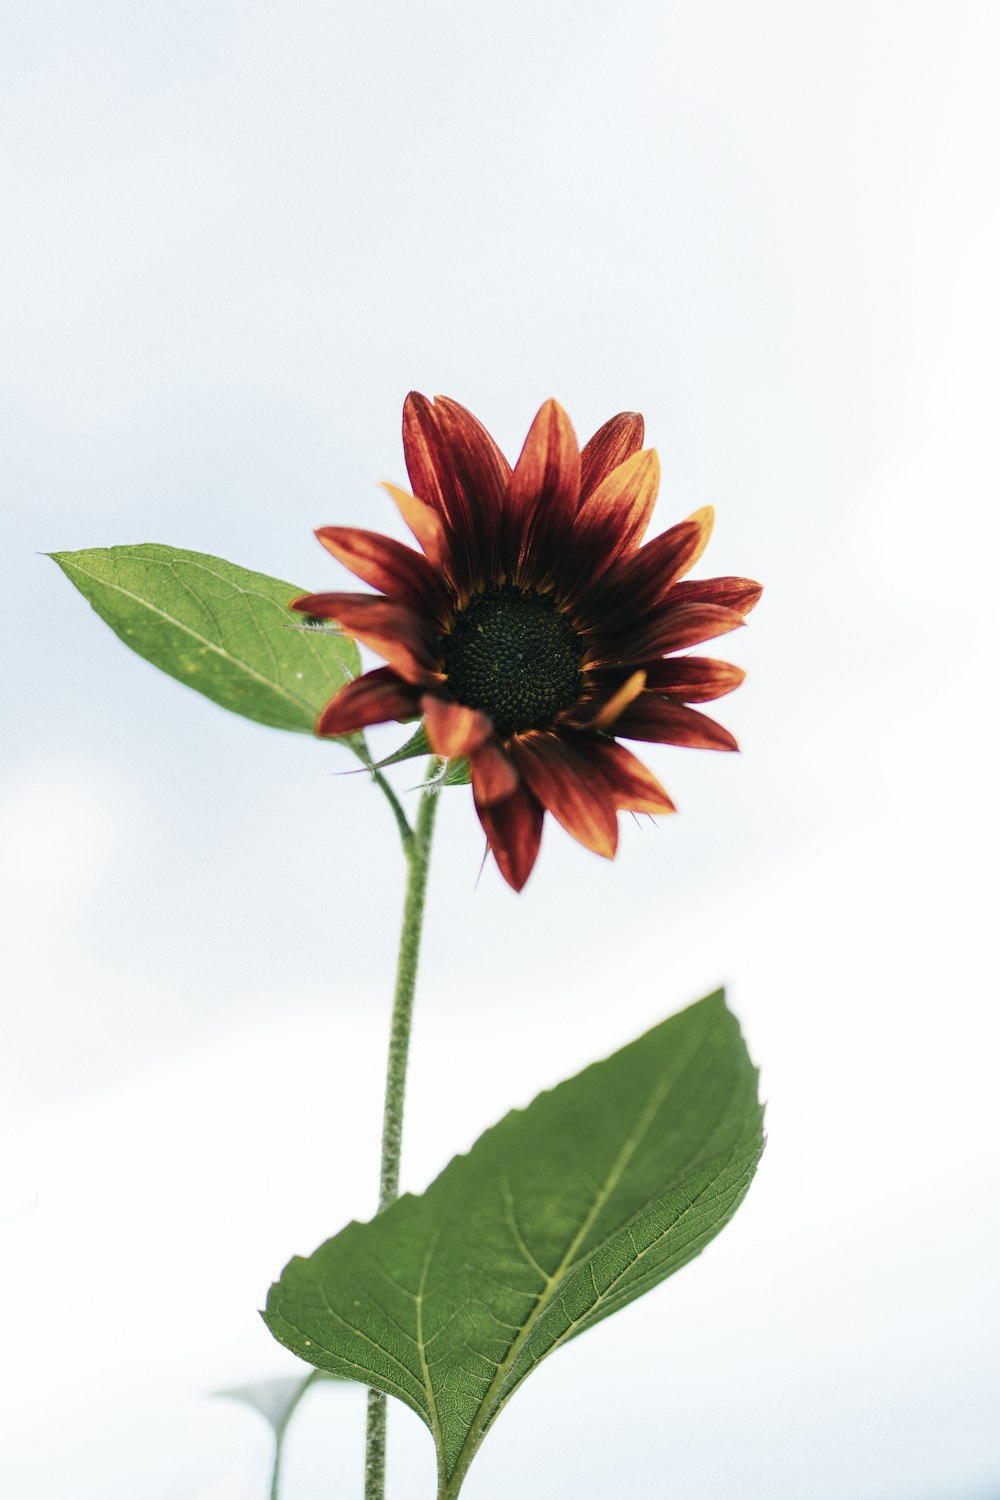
264, 992, 763, 1498
51, 544, 360, 733
439, 756, 471, 786
214, 1373, 344, 1436
365, 723, 431, 770
370, 728, 472, 789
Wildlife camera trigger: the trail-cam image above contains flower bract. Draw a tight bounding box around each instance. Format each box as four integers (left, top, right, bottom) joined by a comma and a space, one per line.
293, 395, 761, 890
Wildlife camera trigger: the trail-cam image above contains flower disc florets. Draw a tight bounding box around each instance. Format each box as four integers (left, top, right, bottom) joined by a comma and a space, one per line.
441, 586, 585, 738
292, 393, 762, 891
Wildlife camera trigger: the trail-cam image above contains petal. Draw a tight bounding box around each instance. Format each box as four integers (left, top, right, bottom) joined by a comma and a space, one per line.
381, 483, 452, 576
590, 602, 745, 664
571, 448, 661, 580
584, 738, 677, 814
475, 781, 544, 892
579, 513, 712, 630
504, 399, 581, 578
316, 527, 450, 618
402, 393, 509, 587
316, 668, 421, 737
421, 694, 494, 758
681, 506, 715, 572
565, 669, 647, 730
511, 732, 619, 858
666, 575, 763, 615
291, 592, 440, 685
469, 740, 519, 807
614, 698, 739, 750
641, 656, 746, 702
579, 412, 645, 502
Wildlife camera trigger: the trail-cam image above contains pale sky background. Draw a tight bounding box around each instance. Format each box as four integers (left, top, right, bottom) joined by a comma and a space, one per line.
2, 2, 999, 1497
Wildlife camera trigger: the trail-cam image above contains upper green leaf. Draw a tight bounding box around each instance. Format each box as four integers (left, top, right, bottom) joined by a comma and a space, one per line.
52, 544, 360, 733
264, 992, 763, 1498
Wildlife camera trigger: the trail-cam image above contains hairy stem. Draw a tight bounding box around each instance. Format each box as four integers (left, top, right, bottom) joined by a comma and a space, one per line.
266, 759, 437, 1500
365, 769, 440, 1498
350, 734, 415, 854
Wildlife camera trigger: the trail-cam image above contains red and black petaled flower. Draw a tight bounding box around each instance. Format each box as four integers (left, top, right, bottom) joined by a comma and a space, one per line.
293, 395, 762, 891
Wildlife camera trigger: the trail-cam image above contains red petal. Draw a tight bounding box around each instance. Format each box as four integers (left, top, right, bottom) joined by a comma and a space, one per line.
469, 740, 519, 806
579, 412, 645, 502
614, 698, 739, 750
511, 733, 619, 858
591, 602, 745, 663
475, 781, 544, 892
580, 514, 711, 630
291, 592, 440, 685
316, 527, 450, 619
666, 576, 763, 615
316, 668, 420, 736
381, 483, 452, 576
421, 694, 494, 758
584, 738, 677, 814
572, 448, 661, 579
402, 393, 509, 588
505, 400, 581, 579
642, 656, 746, 702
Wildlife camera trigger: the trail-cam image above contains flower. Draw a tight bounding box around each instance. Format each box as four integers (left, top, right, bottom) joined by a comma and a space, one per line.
293, 395, 761, 891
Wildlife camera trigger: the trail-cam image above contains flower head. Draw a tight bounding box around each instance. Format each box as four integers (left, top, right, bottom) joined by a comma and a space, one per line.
293, 395, 761, 890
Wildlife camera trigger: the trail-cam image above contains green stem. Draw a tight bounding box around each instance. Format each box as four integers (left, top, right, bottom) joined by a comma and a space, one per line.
349, 735, 415, 854
365, 768, 440, 1499
266, 759, 437, 1500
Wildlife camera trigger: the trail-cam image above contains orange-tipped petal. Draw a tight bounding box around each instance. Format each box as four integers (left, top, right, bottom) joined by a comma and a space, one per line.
682, 506, 715, 571
476, 781, 544, 892
381, 483, 452, 575
567, 670, 648, 731
316, 526, 449, 618
421, 694, 494, 758
316, 668, 421, 737
579, 412, 645, 502
505, 399, 581, 569
511, 733, 619, 858
573, 448, 661, 577
291, 592, 440, 685
642, 656, 746, 702
469, 740, 519, 807
667, 575, 763, 615
614, 698, 739, 750
583, 515, 711, 630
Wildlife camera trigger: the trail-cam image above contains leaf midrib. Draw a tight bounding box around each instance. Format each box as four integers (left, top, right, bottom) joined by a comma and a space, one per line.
61, 555, 322, 717
437, 1025, 706, 1494
506, 1137, 761, 1389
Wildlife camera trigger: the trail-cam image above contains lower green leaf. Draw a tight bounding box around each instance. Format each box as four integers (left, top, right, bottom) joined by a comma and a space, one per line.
214, 1372, 345, 1436
264, 991, 763, 1498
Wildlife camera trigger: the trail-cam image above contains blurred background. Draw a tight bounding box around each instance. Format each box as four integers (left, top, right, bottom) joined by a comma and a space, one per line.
2, 2, 998, 1497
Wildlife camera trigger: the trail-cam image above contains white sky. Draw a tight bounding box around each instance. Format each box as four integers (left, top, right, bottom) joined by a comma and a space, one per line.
2, 3, 999, 1498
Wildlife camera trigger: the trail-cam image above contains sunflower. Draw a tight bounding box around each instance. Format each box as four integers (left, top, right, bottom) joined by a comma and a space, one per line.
292, 395, 761, 891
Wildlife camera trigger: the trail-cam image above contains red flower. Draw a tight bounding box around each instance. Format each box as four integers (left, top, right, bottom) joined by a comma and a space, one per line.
293, 396, 761, 890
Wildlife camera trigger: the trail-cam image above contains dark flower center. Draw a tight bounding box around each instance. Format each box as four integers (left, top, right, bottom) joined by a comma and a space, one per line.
441, 585, 585, 738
